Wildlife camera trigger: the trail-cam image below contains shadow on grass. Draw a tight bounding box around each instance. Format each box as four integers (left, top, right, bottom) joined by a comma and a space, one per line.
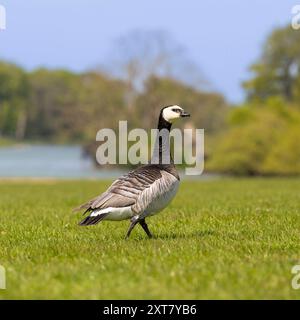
124, 229, 216, 241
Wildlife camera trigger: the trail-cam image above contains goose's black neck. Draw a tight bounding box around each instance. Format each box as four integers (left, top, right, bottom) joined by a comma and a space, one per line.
150, 112, 173, 165
157, 113, 172, 131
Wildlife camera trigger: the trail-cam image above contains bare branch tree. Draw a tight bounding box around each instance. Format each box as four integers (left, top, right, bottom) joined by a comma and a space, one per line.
97, 30, 210, 108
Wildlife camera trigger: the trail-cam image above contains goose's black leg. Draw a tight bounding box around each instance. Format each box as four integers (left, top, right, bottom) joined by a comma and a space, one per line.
139, 219, 153, 239
125, 216, 139, 239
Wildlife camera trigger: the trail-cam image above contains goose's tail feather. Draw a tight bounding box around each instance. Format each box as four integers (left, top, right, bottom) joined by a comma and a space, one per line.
79, 213, 108, 226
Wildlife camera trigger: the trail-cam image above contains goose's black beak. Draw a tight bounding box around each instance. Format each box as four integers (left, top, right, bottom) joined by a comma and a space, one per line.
180, 110, 190, 117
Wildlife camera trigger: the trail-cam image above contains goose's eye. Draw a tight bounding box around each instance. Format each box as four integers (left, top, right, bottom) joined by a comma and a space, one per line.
172, 108, 180, 113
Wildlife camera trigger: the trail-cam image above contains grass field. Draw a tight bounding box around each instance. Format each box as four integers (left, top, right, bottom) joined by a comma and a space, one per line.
0, 178, 300, 299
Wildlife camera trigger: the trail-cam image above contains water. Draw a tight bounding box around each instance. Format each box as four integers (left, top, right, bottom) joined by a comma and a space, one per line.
0, 145, 125, 179
0, 144, 217, 180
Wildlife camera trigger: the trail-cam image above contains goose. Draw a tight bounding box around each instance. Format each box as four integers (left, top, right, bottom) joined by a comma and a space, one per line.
75, 105, 190, 239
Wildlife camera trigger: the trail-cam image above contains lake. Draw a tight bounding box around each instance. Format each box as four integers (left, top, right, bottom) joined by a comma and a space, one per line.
0, 144, 215, 180
0, 145, 125, 179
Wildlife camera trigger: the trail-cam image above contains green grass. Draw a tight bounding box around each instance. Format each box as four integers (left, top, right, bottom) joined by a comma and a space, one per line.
1, 178, 300, 299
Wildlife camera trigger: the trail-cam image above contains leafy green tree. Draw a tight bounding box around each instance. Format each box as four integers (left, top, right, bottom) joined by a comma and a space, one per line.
207, 102, 300, 176
28, 69, 83, 141
28, 69, 128, 144
0, 62, 30, 139
262, 125, 300, 175
244, 25, 300, 102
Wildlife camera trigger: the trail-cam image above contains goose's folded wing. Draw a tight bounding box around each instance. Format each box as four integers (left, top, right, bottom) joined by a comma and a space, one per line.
132, 169, 179, 214
74, 165, 163, 214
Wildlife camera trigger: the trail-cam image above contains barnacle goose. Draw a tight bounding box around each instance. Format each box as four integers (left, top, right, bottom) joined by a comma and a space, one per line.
75, 105, 190, 239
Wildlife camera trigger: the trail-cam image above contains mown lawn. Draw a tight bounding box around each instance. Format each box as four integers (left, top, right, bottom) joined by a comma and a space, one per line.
0, 178, 300, 299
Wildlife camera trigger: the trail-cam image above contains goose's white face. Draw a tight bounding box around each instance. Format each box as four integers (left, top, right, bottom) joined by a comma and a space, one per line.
162, 105, 190, 123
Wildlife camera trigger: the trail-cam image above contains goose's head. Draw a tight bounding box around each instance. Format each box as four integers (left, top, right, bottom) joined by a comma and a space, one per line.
161, 105, 190, 123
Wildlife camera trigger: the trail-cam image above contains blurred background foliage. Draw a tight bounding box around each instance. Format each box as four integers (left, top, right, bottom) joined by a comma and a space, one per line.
0, 25, 300, 176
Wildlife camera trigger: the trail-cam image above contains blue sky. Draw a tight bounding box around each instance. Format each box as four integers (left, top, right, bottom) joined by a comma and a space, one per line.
0, 0, 296, 103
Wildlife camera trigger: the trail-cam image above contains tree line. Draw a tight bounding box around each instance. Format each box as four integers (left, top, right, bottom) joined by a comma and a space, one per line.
0, 63, 227, 141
